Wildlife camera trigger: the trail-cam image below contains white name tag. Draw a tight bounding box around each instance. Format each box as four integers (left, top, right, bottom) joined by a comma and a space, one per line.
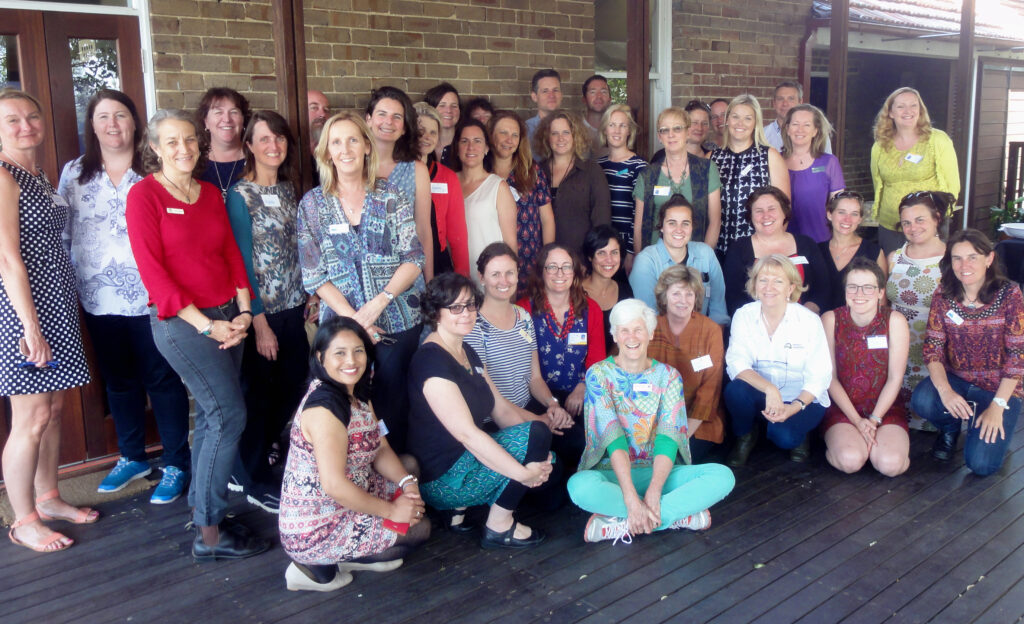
946, 309, 964, 325
905, 153, 924, 164
378, 419, 389, 436
430, 182, 448, 194
691, 354, 713, 372
166, 207, 184, 215
261, 193, 281, 207
52, 193, 68, 207
510, 187, 521, 203
653, 185, 670, 197
519, 328, 533, 344
328, 223, 350, 235
633, 383, 653, 393
791, 255, 808, 265
568, 332, 588, 346
867, 335, 888, 349
740, 164, 754, 176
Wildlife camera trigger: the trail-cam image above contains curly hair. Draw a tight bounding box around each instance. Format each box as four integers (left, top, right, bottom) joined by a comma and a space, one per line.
872, 87, 933, 151
527, 243, 588, 321
532, 109, 591, 162
654, 265, 705, 316
420, 272, 482, 329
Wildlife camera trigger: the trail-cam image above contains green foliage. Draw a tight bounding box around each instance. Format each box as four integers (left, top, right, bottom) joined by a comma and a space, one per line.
990, 195, 1024, 237
608, 77, 627, 105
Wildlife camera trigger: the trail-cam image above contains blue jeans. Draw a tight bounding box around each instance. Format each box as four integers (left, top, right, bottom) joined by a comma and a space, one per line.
84, 312, 191, 470
910, 374, 1019, 476
150, 302, 245, 526
724, 379, 825, 449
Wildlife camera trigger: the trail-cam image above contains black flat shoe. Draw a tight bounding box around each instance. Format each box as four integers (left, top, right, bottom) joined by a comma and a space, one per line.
727, 428, 759, 467
480, 521, 545, 550
932, 430, 960, 461
193, 523, 271, 562
438, 508, 477, 534
789, 436, 811, 463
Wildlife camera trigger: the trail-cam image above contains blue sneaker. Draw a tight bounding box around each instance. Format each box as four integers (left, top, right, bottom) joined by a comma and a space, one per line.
151, 466, 188, 505
98, 457, 152, 493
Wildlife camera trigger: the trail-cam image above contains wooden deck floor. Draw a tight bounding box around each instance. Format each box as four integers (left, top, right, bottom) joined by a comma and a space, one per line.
3, 418, 1023, 624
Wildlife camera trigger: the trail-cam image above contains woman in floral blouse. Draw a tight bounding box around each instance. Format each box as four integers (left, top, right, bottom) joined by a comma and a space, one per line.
297, 111, 425, 454
569, 299, 734, 544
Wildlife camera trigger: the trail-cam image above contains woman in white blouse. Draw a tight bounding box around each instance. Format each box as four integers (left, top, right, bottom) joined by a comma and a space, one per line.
723, 254, 832, 466
58, 89, 191, 503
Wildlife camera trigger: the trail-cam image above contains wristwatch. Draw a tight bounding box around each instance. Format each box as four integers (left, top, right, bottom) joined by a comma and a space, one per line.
993, 397, 1009, 410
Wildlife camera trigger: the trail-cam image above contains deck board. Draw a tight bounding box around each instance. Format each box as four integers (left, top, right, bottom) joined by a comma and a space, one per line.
3, 420, 1023, 624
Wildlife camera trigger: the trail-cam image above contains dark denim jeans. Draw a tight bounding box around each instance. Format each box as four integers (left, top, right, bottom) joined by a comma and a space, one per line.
910, 374, 1019, 476
84, 312, 191, 470
724, 379, 825, 449
150, 302, 245, 526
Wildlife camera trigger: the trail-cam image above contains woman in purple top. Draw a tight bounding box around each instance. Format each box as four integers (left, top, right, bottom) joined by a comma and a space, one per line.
783, 105, 844, 243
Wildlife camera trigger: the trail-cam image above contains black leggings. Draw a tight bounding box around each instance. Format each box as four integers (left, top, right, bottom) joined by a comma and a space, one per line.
495, 420, 553, 510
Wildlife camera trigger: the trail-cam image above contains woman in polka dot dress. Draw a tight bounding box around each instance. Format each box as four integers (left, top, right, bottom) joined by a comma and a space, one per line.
0, 89, 92, 553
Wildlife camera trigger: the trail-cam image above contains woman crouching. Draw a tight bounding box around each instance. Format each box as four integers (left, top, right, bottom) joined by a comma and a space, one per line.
279, 317, 429, 592
569, 299, 735, 544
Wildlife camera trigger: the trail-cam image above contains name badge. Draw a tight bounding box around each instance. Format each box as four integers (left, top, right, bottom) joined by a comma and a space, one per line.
519, 328, 533, 344
568, 332, 588, 346
633, 383, 653, 393
791, 255, 809, 265
946, 309, 964, 325
617, 168, 629, 176
328, 223, 350, 235
653, 185, 670, 197
261, 193, 281, 207
166, 207, 184, 215
474, 366, 485, 375
811, 166, 826, 173
740, 164, 754, 176
866, 335, 888, 349
510, 187, 521, 203
905, 153, 924, 164
430, 182, 448, 194
691, 354, 713, 372
52, 193, 69, 207
378, 420, 390, 436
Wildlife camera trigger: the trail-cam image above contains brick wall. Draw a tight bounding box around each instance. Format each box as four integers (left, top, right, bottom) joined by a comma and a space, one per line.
150, 0, 595, 118
671, 0, 811, 123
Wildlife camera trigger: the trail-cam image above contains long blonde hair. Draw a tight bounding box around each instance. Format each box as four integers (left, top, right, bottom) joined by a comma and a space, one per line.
314, 112, 379, 193
872, 87, 933, 151
723, 94, 769, 148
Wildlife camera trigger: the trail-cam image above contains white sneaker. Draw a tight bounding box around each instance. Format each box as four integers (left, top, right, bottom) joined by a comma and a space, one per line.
285, 562, 353, 592
584, 514, 632, 545
669, 509, 712, 531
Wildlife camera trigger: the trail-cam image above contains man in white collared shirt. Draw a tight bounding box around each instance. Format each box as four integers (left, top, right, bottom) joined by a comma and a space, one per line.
763, 81, 832, 154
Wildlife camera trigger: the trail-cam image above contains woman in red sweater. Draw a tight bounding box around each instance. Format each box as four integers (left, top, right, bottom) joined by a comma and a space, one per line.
126, 109, 268, 562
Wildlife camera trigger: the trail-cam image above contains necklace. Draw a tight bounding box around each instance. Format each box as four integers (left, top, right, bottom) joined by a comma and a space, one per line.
760, 308, 783, 336
542, 298, 576, 342
964, 294, 981, 309
0, 153, 52, 195
213, 159, 239, 201
161, 172, 193, 203
664, 155, 689, 183
437, 334, 470, 370
1, 151, 38, 176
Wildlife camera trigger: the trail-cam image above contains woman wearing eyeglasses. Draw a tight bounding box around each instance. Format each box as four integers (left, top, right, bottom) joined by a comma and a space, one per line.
819, 191, 886, 311
634, 107, 722, 254
684, 100, 716, 159
518, 243, 606, 470
821, 257, 910, 477
885, 190, 951, 430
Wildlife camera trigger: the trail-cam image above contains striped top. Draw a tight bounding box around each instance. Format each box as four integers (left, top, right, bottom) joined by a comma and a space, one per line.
597, 155, 647, 253
465, 305, 537, 407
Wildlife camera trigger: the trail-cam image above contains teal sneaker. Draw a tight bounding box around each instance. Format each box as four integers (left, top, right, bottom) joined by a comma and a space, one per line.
98, 457, 152, 493
150, 466, 188, 504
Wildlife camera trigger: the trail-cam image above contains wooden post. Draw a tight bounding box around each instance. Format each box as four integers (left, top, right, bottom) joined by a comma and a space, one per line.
271, 0, 310, 193
827, 0, 849, 160
955, 0, 976, 213
627, 0, 651, 158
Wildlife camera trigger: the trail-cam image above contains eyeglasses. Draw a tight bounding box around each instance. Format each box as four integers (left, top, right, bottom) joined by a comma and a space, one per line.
657, 125, 686, 136
444, 302, 479, 315
845, 284, 879, 294
901, 190, 955, 210
544, 263, 574, 275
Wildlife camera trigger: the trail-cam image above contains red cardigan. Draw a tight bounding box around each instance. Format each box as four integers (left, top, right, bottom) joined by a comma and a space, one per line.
126, 176, 251, 319
429, 161, 470, 276
516, 295, 607, 369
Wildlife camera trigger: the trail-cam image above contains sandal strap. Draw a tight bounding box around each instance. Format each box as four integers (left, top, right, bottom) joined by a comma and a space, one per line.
503, 521, 517, 545
35, 488, 61, 505
11, 510, 40, 529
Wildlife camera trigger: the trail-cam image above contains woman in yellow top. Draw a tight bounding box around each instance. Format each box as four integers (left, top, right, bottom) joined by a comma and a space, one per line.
870, 87, 960, 255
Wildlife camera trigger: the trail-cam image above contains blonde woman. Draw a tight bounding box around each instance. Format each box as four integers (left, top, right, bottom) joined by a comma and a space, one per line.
597, 104, 646, 268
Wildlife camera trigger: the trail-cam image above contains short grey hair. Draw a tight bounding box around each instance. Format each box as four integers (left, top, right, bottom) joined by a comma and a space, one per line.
608, 298, 657, 336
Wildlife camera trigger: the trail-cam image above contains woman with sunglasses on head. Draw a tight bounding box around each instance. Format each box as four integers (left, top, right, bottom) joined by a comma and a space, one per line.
821, 258, 910, 477
910, 229, 1023, 476
819, 191, 887, 311
886, 190, 951, 429
1, 89, 93, 553
408, 273, 555, 549
870, 87, 960, 254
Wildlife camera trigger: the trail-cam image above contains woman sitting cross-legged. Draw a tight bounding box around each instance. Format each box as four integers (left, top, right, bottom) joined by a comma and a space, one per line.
279, 316, 430, 592
724, 255, 833, 466
910, 228, 1023, 476
408, 273, 556, 549
821, 257, 910, 477
568, 299, 735, 544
